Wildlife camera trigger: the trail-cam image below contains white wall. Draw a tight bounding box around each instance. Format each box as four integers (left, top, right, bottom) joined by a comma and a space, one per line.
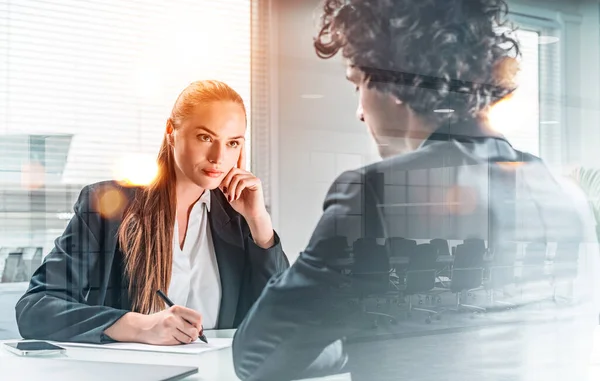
578, 0, 600, 167
270, 0, 600, 261
271, 0, 380, 260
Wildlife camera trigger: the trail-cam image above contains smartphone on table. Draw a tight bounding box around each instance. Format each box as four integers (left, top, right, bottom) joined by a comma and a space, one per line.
3, 340, 66, 356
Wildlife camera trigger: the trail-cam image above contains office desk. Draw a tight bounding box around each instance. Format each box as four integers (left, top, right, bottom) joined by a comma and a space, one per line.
2, 326, 599, 380
0, 330, 350, 381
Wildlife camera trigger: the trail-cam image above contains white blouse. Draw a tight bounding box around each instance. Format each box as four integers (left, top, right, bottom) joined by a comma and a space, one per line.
167, 190, 221, 329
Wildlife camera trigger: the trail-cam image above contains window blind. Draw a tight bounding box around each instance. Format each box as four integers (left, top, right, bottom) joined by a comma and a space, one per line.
489, 23, 562, 167
538, 27, 562, 168
489, 29, 541, 156
0, 0, 252, 255
250, 0, 273, 213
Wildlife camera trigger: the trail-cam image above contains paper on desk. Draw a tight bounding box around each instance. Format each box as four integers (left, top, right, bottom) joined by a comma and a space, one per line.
55, 337, 232, 355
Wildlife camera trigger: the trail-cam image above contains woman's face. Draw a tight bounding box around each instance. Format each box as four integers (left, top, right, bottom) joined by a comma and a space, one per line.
169, 100, 246, 190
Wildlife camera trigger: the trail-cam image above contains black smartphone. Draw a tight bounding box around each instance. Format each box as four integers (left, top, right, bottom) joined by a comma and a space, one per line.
3, 341, 66, 356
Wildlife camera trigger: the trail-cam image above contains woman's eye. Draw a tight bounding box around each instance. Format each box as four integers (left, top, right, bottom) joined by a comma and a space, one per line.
228, 141, 240, 148
198, 134, 211, 142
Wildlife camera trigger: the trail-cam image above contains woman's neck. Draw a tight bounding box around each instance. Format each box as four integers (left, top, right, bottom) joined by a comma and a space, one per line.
376, 111, 438, 158
175, 176, 205, 212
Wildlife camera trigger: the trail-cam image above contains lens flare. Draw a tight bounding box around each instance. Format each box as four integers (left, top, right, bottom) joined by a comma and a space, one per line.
114, 154, 158, 186
93, 185, 127, 220
445, 185, 478, 215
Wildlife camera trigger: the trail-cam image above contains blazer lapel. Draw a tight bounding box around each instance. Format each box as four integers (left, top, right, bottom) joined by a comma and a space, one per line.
209, 190, 246, 329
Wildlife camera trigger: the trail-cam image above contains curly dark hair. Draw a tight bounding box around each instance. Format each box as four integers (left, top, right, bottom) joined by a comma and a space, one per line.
314, 0, 520, 124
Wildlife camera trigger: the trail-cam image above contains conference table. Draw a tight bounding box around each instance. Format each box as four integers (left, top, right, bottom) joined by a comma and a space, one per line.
334, 254, 455, 267
2, 327, 600, 380
0, 330, 351, 381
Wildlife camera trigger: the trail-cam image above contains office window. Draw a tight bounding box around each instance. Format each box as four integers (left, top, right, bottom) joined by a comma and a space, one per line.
489, 29, 540, 156
489, 26, 561, 165
0, 0, 252, 279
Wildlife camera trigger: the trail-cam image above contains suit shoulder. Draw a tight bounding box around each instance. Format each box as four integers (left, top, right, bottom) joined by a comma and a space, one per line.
76, 180, 139, 220
85, 180, 140, 197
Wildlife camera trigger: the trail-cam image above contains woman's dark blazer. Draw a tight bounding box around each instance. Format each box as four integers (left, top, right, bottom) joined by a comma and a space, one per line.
15, 180, 289, 343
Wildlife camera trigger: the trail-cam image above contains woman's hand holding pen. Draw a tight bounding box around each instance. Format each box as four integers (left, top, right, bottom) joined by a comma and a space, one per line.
139, 305, 203, 345
220, 146, 275, 249
104, 306, 203, 345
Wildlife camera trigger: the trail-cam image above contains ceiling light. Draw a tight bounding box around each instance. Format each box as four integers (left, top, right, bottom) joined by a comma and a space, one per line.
433, 108, 455, 113
301, 94, 324, 99
540, 121, 559, 125
538, 36, 559, 45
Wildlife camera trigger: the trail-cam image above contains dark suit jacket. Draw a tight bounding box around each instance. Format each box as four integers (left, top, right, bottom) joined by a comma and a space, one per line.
15, 180, 289, 344
232, 121, 599, 381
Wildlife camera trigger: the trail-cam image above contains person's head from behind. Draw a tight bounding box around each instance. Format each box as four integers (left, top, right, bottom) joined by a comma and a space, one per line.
314, 0, 519, 157
160, 80, 247, 190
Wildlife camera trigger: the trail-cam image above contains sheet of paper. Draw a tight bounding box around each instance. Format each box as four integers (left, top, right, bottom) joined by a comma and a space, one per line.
55, 337, 232, 355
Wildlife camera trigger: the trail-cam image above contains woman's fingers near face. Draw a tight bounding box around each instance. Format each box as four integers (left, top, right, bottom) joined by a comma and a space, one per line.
227, 173, 254, 202
220, 167, 241, 195
237, 143, 246, 170
233, 176, 260, 201
221, 169, 256, 201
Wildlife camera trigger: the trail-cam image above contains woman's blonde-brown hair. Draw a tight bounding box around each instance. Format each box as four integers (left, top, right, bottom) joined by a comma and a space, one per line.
118, 80, 246, 314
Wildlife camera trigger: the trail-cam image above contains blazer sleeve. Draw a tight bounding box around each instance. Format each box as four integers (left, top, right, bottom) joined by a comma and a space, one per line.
233, 170, 374, 381
15, 185, 130, 344
245, 231, 289, 302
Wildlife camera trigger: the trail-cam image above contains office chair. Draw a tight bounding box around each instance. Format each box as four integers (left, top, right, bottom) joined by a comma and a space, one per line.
550, 242, 580, 304
351, 238, 397, 328
464, 238, 486, 254
352, 237, 378, 258
430, 238, 452, 282
430, 238, 451, 256
449, 242, 486, 313
316, 236, 351, 273
386, 237, 417, 257
317, 236, 350, 258
21, 246, 43, 279
485, 241, 517, 308
403, 243, 444, 323
386, 237, 416, 281
1, 250, 28, 283
518, 241, 548, 287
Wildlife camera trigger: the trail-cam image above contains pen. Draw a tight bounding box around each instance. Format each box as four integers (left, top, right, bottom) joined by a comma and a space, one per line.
156, 289, 208, 344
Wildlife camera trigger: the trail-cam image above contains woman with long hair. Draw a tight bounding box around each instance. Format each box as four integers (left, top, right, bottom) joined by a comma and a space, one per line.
16, 80, 289, 345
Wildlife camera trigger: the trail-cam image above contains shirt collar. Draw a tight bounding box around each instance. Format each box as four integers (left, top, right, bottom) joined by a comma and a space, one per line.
199, 189, 211, 212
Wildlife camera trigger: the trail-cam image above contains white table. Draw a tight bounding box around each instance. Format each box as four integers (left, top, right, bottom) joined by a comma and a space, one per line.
0, 330, 350, 381
4, 327, 600, 380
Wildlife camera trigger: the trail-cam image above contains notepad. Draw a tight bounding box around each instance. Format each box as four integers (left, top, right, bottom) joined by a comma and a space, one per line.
55, 337, 232, 355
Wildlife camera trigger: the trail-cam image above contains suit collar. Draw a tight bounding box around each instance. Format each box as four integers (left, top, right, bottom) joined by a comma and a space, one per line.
126, 185, 233, 227
420, 118, 507, 149
209, 189, 235, 228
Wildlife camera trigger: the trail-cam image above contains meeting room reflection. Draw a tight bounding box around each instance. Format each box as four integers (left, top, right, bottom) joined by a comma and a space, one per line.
304, 159, 592, 327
